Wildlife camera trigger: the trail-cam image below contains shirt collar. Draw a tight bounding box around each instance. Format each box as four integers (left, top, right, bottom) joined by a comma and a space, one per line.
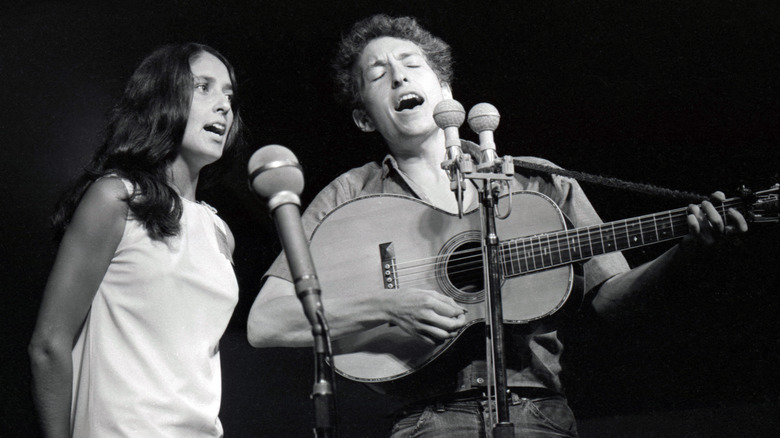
380, 139, 481, 179
380, 153, 399, 179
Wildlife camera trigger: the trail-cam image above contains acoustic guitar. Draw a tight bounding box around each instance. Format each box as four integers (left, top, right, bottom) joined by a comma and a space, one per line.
307, 186, 778, 383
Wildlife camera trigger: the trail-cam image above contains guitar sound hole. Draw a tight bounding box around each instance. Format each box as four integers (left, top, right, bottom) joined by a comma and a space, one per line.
446, 241, 484, 294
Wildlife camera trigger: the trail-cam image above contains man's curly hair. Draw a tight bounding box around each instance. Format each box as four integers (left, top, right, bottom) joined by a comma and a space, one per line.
332, 14, 454, 109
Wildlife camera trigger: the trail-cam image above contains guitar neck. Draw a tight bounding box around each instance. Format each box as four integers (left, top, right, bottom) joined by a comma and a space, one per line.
500, 198, 743, 277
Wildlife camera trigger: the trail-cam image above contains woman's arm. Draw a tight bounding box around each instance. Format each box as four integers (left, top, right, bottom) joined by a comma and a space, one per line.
28, 178, 128, 437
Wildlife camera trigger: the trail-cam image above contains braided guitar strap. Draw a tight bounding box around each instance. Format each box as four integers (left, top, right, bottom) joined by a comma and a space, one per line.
512, 158, 708, 203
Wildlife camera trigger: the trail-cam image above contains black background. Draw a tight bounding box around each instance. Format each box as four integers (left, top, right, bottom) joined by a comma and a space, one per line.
2, 1, 779, 436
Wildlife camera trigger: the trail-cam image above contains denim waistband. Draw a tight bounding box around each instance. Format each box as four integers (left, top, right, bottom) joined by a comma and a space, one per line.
410, 386, 563, 408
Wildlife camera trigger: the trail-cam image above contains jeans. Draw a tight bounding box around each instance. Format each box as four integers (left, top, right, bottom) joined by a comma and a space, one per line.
389, 391, 578, 438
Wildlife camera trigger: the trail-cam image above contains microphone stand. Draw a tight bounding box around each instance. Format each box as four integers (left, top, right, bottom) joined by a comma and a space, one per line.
249, 145, 338, 437
439, 100, 515, 437
462, 161, 516, 438
274, 201, 339, 438
448, 152, 515, 437
462, 103, 516, 438
311, 310, 337, 438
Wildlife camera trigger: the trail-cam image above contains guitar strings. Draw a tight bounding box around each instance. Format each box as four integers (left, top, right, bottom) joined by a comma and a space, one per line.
391, 202, 741, 289
393, 197, 742, 277
392, 207, 694, 274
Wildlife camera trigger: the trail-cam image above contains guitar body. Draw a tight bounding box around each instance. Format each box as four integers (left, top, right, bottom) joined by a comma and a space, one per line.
308, 191, 574, 383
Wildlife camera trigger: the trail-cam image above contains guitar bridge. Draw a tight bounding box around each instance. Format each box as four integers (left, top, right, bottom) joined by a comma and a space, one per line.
379, 242, 399, 289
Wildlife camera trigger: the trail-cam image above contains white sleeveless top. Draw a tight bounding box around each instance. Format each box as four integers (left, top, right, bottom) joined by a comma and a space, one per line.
71, 180, 238, 437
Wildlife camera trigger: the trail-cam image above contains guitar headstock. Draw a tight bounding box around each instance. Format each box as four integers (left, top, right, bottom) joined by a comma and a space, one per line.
742, 184, 779, 224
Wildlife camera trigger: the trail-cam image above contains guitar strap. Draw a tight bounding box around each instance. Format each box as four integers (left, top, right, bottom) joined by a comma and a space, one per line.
512, 158, 707, 203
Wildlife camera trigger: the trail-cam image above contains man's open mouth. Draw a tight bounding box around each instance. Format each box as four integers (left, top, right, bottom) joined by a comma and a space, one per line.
395, 93, 425, 111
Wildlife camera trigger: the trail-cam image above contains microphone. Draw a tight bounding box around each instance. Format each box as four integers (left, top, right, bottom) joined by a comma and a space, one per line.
247, 145, 321, 329
433, 99, 466, 162
467, 103, 501, 168
249, 145, 338, 437
434, 99, 471, 217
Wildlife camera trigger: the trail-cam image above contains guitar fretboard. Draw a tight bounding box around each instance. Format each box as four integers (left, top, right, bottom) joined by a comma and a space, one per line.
500, 203, 733, 277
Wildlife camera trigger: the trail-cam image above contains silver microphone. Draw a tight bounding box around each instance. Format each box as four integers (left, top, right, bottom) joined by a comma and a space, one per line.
434, 99, 470, 217
433, 99, 466, 163
247, 145, 321, 328
467, 103, 501, 168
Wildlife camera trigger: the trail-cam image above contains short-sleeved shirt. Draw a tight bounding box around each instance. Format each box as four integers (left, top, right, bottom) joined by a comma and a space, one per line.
263, 140, 629, 401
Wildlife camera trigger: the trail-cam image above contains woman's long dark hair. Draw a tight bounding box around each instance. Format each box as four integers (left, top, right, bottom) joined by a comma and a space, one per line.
52, 43, 244, 242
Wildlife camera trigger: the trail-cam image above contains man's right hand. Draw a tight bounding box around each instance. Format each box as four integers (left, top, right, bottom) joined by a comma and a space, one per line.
383, 288, 467, 344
